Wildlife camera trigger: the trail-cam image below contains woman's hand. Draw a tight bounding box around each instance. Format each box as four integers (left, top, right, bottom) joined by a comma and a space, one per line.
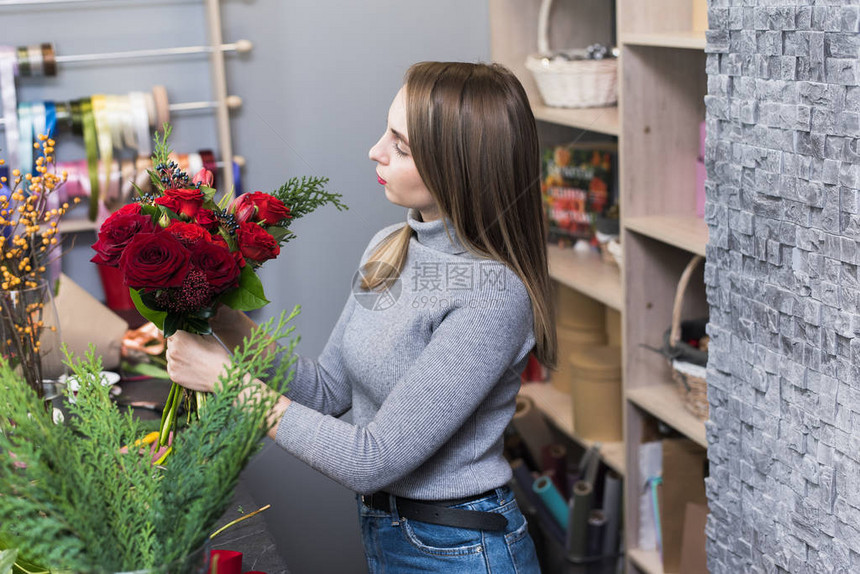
166, 330, 231, 393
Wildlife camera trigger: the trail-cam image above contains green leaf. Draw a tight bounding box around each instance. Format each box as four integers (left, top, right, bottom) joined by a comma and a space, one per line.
130, 289, 167, 329
219, 266, 269, 312
0, 549, 16, 574
163, 313, 182, 338
200, 186, 217, 203
121, 361, 170, 380
267, 226, 291, 243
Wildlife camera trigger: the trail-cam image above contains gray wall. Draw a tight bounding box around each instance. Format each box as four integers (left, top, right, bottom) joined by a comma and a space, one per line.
3, 2, 489, 572
704, 2, 860, 573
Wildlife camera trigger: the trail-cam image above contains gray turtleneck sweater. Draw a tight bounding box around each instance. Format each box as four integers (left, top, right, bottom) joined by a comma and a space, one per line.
274, 209, 535, 500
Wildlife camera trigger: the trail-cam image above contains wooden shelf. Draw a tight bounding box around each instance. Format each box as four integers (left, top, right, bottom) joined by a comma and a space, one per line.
622, 31, 706, 50
628, 548, 663, 574
59, 219, 99, 234
624, 215, 708, 257
532, 101, 620, 136
519, 382, 625, 476
547, 244, 623, 311
626, 384, 708, 449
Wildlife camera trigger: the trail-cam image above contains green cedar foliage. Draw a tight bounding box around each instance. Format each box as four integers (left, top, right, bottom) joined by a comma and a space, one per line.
270, 176, 348, 243
0, 308, 300, 573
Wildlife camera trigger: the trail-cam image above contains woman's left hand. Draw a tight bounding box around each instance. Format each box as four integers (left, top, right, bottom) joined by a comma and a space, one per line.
166, 330, 231, 393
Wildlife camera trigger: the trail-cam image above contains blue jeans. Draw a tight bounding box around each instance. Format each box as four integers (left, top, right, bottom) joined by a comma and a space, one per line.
357, 485, 541, 573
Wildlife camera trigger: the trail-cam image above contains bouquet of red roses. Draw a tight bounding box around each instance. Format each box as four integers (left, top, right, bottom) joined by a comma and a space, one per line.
91, 126, 345, 448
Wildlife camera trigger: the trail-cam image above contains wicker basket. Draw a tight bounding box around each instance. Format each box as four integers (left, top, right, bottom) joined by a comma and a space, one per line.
668, 255, 709, 420
525, 0, 618, 108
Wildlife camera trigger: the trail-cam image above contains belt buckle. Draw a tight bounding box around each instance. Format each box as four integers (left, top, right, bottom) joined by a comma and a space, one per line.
361, 494, 369, 507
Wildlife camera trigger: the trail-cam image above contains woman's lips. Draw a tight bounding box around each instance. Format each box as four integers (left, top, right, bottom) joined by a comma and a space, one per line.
377, 174, 387, 185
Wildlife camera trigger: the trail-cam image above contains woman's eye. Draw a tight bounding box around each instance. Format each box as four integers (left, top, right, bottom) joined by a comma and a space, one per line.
392, 142, 408, 158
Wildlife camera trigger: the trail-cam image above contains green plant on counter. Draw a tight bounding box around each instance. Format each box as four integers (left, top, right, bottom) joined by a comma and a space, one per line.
0, 309, 300, 573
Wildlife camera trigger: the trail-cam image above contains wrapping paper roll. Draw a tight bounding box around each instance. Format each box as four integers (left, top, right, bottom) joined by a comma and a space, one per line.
586, 509, 607, 557
532, 474, 569, 529
541, 443, 568, 498
511, 459, 565, 545
602, 471, 622, 555
566, 480, 594, 560
512, 395, 554, 469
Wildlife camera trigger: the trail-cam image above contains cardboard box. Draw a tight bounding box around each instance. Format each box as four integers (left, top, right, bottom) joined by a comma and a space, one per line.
659, 438, 708, 573
679, 502, 709, 574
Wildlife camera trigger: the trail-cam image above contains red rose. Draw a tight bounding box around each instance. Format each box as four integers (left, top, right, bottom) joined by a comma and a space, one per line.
162, 188, 204, 218
231, 192, 291, 225
119, 233, 191, 290
237, 222, 280, 262
91, 211, 158, 267
154, 196, 179, 214
115, 203, 142, 216
190, 241, 241, 292
195, 208, 219, 231
166, 220, 209, 247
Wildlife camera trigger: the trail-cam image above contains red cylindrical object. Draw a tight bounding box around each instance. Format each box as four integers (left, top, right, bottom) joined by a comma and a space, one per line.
97, 265, 135, 311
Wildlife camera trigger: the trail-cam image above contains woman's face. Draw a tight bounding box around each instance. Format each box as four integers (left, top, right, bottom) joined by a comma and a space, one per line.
369, 87, 440, 222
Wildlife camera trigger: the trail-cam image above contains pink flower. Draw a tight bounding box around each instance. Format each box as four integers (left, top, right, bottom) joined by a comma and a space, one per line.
192, 168, 214, 187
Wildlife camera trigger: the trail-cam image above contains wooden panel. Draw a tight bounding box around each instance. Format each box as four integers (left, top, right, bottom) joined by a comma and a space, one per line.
617, 0, 694, 36
533, 102, 620, 136
624, 215, 709, 257
547, 244, 623, 311
620, 46, 707, 219
622, 31, 706, 50
627, 385, 708, 448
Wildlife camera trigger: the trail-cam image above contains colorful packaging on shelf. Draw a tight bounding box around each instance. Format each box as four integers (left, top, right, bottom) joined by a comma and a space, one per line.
541, 143, 616, 243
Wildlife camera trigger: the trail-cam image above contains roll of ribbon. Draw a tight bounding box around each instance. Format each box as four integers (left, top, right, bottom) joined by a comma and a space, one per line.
128, 91, 152, 156
0, 47, 20, 174
78, 98, 100, 221
232, 159, 242, 196
44, 101, 57, 139
511, 459, 565, 545
17, 102, 34, 175
542, 443, 568, 498
566, 480, 593, 560
187, 152, 203, 179
601, 470, 622, 555
41, 43, 56, 77
586, 509, 607, 557
27, 44, 44, 77
209, 549, 242, 574
91, 94, 113, 206
511, 395, 554, 471
16, 46, 29, 76
30, 101, 47, 145
532, 474, 568, 530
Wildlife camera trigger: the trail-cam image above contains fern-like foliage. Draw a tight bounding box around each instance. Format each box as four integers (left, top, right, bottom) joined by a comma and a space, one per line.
272, 176, 347, 222
0, 309, 300, 573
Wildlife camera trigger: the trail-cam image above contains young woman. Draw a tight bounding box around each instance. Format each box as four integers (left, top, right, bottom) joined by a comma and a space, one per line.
166, 61, 557, 573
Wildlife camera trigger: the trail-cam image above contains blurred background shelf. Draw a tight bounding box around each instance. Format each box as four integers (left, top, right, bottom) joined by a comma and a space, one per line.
547, 244, 623, 312
624, 215, 708, 257
628, 548, 664, 574
520, 382, 625, 476
627, 384, 708, 449
621, 31, 706, 50
531, 101, 620, 136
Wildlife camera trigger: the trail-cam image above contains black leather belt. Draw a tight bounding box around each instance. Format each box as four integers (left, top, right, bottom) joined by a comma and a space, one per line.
361, 489, 508, 532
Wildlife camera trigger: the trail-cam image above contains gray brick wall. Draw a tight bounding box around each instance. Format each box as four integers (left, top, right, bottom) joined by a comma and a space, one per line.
704, 1, 860, 573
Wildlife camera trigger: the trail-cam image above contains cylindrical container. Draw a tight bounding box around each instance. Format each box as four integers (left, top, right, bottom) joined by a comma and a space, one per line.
552, 324, 608, 393
533, 474, 569, 530
605, 307, 622, 348
556, 283, 606, 331
566, 480, 594, 560
512, 395, 554, 469
570, 345, 623, 442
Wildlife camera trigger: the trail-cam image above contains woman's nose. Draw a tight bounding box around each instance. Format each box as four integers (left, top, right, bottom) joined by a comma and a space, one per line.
368, 136, 387, 163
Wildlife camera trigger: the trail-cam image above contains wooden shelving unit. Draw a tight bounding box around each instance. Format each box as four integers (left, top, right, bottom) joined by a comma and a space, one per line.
627, 385, 707, 449
625, 215, 709, 257
621, 31, 706, 50
532, 102, 620, 136
519, 382, 625, 476
491, 0, 709, 572
547, 244, 623, 311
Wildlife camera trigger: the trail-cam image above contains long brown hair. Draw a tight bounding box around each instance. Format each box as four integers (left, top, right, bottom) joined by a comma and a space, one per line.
363, 62, 557, 368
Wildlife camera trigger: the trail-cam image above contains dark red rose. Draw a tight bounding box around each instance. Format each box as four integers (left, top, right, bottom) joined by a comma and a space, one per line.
115, 203, 142, 216
119, 233, 191, 290
154, 196, 180, 214
230, 192, 291, 225
91, 211, 158, 267
195, 208, 219, 231
166, 220, 209, 247
163, 188, 204, 218
237, 222, 280, 262
191, 241, 241, 292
